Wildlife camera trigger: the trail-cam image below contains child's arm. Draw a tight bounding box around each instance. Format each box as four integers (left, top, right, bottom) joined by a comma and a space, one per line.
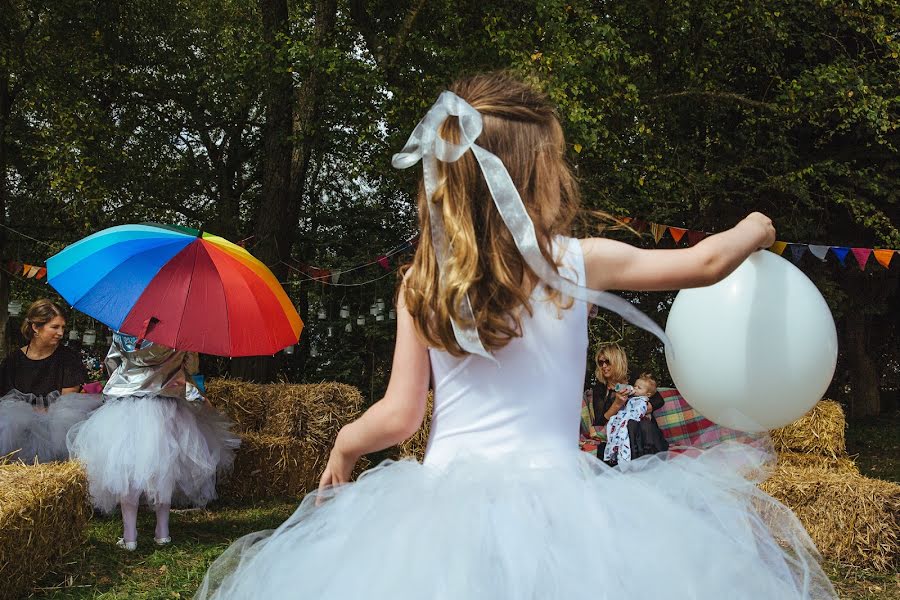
581, 212, 775, 291
318, 279, 431, 492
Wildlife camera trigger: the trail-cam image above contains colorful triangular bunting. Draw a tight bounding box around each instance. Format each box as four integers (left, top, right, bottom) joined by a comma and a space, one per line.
769, 241, 787, 256
377, 256, 390, 270
35, 267, 47, 279
650, 223, 666, 244
873, 249, 895, 269
789, 244, 807, 265
831, 246, 850, 265
851, 247, 872, 270
807, 245, 829, 261
669, 227, 687, 244
687, 231, 707, 246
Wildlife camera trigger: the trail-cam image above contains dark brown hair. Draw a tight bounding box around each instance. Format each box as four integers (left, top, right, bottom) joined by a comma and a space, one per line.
21, 299, 66, 340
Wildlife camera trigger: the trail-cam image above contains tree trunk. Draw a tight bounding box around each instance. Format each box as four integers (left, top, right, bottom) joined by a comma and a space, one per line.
231, 0, 294, 383
844, 310, 880, 419
0, 68, 12, 358
232, 0, 338, 382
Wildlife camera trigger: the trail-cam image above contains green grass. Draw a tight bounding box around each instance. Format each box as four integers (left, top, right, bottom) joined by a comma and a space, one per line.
30, 500, 297, 599
846, 412, 900, 483
28, 417, 900, 599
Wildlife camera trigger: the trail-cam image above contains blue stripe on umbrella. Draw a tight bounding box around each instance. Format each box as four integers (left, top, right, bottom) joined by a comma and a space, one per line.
49, 237, 193, 306
47, 224, 189, 275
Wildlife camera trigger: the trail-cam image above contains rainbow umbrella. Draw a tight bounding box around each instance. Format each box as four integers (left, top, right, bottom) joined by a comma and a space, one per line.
46, 224, 303, 357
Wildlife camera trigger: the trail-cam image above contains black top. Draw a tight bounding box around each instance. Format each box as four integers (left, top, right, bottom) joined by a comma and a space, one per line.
0, 344, 87, 397
591, 382, 665, 426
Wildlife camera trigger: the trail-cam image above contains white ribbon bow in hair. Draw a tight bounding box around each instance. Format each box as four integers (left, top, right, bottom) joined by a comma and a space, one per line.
392, 91, 670, 360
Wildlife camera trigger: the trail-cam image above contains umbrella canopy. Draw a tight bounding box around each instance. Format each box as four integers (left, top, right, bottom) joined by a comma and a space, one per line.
47, 223, 303, 357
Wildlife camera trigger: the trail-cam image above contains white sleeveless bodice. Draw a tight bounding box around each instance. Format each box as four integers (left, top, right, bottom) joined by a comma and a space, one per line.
424, 237, 588, 467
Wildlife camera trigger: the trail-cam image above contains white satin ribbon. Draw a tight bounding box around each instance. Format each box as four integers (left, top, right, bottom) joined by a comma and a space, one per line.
393, 91, 670, 360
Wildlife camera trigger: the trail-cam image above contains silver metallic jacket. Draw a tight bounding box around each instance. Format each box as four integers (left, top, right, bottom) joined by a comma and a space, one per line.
102, 333, 198, 399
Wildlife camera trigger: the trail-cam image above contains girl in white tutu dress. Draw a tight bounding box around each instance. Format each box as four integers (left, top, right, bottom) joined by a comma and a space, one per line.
68, 332, 239, 550
0, 298, 101, 462
196, 73, 836, 599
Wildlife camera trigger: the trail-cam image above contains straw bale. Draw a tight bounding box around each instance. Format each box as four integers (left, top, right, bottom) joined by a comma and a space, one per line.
399, 392, 434, 462
761, 465, 900, 571
206, 378, 269, 433
219, 432, 370, 501
0, 462, 91, 600
218, 432, 313, 501
262, 382, 365, 449
776, 450, 859, 475
770, 400, 846, 458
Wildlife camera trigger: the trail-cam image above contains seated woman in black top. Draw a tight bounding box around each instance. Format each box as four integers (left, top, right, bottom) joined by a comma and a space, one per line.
587, 343, 668, 465
0, 299, 97, 462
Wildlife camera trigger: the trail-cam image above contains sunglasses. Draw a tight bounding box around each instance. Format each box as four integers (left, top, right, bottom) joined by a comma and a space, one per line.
598, 358, 610, 366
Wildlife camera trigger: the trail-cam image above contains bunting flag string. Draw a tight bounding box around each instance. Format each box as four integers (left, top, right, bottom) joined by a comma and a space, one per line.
3, 259, 48, 280
625, 217, 897, 272
280, 234, 420, 287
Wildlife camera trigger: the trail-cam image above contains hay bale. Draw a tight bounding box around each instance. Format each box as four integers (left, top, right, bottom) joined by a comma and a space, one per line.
770, 400, 846, 458
0, 462, 91, 600
263, 382, 365, 449
399, 392, 433, 462
218, 432, 314, 501
206, 379, 269, 433
761, 465, 900, 571
219, 432, 371, 502
776, 450, 859, 475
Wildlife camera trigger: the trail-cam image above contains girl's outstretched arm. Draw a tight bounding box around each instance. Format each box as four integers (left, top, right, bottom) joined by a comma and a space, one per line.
581, 212, 776, 292
318, 279, 431, 492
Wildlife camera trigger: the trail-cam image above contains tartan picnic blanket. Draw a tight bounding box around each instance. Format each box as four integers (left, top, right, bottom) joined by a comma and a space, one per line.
580, 387, 747, 454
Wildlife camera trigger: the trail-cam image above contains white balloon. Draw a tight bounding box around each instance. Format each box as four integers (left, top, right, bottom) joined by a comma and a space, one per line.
664, 251, 838, 432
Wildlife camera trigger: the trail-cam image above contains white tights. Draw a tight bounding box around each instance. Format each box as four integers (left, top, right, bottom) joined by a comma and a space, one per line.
120, 490, 171, 542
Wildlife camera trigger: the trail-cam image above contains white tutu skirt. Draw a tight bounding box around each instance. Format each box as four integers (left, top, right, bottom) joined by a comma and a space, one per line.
196, 444, 836, 599
67, 394, 240, 512
0, 390, 103, 462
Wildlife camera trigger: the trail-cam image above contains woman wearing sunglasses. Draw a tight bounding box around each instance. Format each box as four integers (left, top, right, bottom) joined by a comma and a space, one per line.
582, 342, 668, 465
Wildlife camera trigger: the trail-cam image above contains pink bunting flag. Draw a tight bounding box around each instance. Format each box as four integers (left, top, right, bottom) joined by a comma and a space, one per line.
668, 227, 687, 244
377, 256, 390, 270
873, 249, 895, 269
851, 247, 871, 270
650, 223, 666, 244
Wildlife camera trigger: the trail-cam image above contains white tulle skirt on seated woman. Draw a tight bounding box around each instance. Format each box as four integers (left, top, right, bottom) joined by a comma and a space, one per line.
0, 390, 103, 462
195, 443, 835, 600
67, 394, 240, 513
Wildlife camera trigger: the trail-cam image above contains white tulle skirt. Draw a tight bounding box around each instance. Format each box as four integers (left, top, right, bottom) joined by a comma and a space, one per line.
196, 443, 836, 599
67, 394, 240, 512
0, 390, 103, 462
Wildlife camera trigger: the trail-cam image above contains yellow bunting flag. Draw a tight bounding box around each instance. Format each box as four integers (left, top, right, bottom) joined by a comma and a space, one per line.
873, 249, 895, 269
650, 223, 666, 244
668, 227, 687, 244
769, 241, 787, 255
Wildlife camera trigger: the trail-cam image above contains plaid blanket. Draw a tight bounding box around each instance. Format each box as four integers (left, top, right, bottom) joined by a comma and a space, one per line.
579, 387, 748, 453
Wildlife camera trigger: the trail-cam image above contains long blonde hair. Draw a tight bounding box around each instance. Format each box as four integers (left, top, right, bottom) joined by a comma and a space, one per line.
402, 72, 580, 356
594, 343, 628, 385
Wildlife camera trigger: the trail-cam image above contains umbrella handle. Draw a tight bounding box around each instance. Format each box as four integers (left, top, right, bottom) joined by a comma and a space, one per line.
136, 316, 160, 347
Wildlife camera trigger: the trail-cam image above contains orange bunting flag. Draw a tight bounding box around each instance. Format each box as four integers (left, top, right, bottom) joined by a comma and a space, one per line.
621, 216, 633, 224
22, 264, 30, 276
873, 249, 895, 269
851, 248, 871, 270
769, 241, 787, 255
650, 223, 666, 244
668, 227, 687, 244
35, 267, 47, 279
